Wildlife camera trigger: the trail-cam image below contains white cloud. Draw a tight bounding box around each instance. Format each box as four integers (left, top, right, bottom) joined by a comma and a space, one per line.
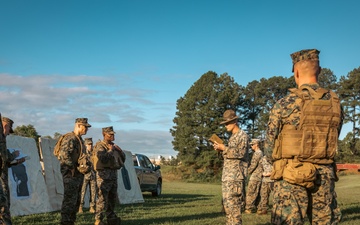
0, 73, 177, 157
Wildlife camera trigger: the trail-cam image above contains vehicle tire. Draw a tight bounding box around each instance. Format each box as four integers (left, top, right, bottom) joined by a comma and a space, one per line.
152, 180, 162, 197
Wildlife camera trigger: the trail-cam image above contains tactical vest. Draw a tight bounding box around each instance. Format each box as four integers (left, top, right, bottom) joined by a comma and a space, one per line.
273, 86, 341, 164
93, 141, 124, 170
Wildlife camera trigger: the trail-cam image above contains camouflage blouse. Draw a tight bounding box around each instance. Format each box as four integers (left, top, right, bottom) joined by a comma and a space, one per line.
222, 128, 249, 182
93, 140, 118, 180
248, 150, 263, 181
260, 156, 273, 183
58, 132, 83, 168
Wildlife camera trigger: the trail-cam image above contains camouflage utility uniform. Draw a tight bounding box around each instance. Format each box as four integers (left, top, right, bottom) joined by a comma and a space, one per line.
0, 113, 11, 225
245, 149, 263, 212
94, 140, 125, 225
1, 149, 17, 209
221, 129, 249, 225
257, 156, 274, 213
79, 144, 96, 212
58, 132, 84, 225
265, 83, 343, 225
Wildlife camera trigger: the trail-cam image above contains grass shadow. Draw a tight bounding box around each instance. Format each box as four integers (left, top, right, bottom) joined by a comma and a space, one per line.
131, 193, 214, 208
340, 204, 360, 222
123, 211, 224, 225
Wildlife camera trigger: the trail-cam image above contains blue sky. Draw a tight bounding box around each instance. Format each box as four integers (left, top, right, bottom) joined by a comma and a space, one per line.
1, 0, 359, 158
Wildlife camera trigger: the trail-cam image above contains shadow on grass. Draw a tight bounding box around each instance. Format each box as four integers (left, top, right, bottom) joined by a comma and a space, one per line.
136, 193, 214, 207
14, 194, 219, 225
123, 211, 224, 225
340, 204, 360, 222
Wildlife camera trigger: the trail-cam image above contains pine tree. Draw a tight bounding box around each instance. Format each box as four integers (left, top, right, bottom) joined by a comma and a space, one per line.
170, 71, 241, 177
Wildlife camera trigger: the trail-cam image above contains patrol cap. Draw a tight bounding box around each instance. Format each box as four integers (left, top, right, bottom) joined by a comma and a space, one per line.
290, 49, 320, 72
84, 138, 93, 145
75, 118, 91, 127
250, 139, 260, 145
2, 117, 14, 133
220, 109, 238, 125
102, 126, 116, 134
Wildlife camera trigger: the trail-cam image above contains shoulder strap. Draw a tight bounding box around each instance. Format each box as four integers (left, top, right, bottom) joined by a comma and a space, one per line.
73, 134, 83, 154
290, 86, 329, 100
54, 132, 73, 156
328, 90, 340, 102
299, 86, 329, 100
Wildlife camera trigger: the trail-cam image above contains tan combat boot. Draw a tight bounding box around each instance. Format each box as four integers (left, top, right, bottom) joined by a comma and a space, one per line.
89, 206, 95, 213
257, 209, 267, 215
244, 209, 253, 214
94, 220, 105, 225
78, 206, 83, 213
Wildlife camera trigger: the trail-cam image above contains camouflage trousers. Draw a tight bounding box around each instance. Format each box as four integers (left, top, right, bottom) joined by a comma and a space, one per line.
271, 164, 341, 225
0, 168, 11, 225
80, 171, 97, 208
257, 181, 273, 211
95, 176, 118, 222
60, 167, 84, 225
0, 176, 11, 225
245, 179, 261, 211
222, 180, 245, 225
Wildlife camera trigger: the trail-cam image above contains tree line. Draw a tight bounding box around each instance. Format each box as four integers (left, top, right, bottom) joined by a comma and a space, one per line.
170, 67, 360, 181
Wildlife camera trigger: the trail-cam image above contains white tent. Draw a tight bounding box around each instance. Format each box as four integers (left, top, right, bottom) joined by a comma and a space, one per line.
39, 137, 64, 211
117, 150, 144, 204
5, 135, 143, 216
7, 135, 52, 216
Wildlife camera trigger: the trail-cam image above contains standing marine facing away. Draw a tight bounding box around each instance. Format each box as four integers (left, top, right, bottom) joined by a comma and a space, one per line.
264, 49, 343, 225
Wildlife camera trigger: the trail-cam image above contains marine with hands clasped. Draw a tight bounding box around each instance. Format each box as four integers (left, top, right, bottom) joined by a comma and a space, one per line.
213, 109, 249, 225
264, 49, 343, 225
93, 126, 125, 225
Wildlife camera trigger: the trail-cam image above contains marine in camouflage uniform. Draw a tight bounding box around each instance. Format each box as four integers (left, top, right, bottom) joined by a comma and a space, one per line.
213, 110, 249, 225
257, 155, 274, 214
0, 117, 21, 225
93, 126, 125, 225
264, 49, 343, 225
1, 149, 20, 218
0, 114, 11, 225
245, 139, 263, 213
79, 137, 97, 213
58, 118, 91, 225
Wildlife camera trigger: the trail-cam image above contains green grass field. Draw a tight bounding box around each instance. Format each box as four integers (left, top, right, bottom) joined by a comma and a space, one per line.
13, 174, 360, 225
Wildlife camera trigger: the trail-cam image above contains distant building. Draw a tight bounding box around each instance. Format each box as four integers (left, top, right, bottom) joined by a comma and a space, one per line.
150, 155, 176, 165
